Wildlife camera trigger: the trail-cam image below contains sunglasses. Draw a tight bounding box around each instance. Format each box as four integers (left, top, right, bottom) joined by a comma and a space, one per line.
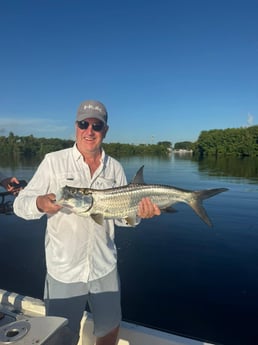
77, 120, 105, 132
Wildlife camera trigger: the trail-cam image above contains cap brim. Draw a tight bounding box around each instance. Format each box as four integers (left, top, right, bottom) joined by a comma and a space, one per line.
76, 114, 107, 124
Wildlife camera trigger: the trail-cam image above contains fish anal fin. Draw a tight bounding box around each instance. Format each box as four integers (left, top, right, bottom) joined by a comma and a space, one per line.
161, 206, 178, 214
125, 216, 137, 227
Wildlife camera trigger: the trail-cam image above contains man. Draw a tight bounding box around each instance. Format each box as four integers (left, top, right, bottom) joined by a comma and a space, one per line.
14, 100, 160, 345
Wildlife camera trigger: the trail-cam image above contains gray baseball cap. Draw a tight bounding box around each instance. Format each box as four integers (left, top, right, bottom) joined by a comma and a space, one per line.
76, 100, 108, 124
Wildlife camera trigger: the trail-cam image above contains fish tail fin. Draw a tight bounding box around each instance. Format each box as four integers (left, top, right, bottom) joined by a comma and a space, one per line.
190, 188, 228, 227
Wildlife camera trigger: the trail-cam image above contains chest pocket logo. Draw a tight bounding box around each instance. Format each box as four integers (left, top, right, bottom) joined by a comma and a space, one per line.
58, 173, 87, 189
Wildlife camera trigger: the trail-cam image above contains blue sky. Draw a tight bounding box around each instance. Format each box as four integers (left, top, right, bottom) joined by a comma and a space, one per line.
0, 0, 257, 145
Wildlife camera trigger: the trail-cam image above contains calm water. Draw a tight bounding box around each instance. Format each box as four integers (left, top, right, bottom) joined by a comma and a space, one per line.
1, 154, 258, 345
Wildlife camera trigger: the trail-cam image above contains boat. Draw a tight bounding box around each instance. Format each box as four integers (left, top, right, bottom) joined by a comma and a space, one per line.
0, 288, 214, 345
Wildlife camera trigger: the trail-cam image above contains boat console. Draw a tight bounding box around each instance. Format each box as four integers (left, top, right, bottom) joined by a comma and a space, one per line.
0, 305, 67, 344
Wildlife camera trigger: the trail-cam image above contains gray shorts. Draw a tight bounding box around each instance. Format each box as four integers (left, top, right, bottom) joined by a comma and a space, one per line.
44, 268, 121, 338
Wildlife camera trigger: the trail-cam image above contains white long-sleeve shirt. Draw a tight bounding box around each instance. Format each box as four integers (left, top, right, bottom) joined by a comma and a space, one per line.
13, 144, 128, 284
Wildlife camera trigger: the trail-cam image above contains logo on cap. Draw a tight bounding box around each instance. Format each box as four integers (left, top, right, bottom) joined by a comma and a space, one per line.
83, 104, 103, 113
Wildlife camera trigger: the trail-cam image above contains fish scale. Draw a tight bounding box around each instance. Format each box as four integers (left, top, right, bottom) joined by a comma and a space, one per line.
100, 184, 181, 205
91, 184, 176, 217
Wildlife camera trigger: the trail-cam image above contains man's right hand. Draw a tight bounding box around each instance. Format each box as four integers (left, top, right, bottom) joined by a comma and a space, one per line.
36, 194, 62, 214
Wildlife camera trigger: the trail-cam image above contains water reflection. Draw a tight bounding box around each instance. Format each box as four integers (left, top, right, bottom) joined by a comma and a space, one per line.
1, 154, 258, 185
193, 156, 258, 183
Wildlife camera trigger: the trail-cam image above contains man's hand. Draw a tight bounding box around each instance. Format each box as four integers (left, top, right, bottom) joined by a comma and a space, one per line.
1, 177, 21, 195
137, 197, 161, 218
36, 194, 62, 214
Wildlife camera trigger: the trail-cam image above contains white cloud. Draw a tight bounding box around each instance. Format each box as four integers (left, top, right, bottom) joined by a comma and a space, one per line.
247, 113, 254, 127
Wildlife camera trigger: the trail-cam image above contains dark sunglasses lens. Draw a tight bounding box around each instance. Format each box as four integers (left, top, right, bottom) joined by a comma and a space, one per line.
77, 121, 89, 130
77, 121, 104, 132
92, 123, 104, 132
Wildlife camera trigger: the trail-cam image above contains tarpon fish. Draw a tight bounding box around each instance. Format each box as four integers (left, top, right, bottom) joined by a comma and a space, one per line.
56, 166, 228, 227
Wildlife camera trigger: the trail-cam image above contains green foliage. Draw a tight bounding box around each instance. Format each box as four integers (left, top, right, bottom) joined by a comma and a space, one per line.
174, 141, 193, 150
0, 133, 172, 159
103, 142, 171, 157
194, 126, 258, 157
0, 133, 74, 159
157, 141, 173, 149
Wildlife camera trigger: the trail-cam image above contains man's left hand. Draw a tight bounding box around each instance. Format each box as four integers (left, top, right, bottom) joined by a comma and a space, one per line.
137, 197, 161, 218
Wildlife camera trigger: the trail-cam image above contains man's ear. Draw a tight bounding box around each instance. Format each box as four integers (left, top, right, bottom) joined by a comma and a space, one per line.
103, 125, 109, 138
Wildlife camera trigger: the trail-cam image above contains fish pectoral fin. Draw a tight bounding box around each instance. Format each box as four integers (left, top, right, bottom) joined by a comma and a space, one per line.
125, 215, 138, 227
161, 206, 178, 213
91, 214, 104, 225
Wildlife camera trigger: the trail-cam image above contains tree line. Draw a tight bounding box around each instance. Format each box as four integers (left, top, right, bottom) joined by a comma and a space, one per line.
174, 126, 258, 157
0, 132, 172, 159
1, 126, 258, 158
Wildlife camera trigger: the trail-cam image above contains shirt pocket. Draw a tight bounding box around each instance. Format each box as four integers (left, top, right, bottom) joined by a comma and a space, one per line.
54, 172, 85, 191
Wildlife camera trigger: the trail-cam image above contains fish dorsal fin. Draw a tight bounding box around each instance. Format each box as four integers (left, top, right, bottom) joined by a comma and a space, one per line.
131, 165, 145, 184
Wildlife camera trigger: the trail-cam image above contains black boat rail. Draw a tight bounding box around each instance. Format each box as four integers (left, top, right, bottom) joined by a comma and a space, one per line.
0, 191, 14, 215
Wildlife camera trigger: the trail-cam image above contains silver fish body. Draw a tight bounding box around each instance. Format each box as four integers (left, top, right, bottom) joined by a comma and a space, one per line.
56, 166, 228, 227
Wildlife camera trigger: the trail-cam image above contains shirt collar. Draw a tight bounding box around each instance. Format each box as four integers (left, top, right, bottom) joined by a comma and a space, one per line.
72, 143, 107, 163
72, 143, 82, 161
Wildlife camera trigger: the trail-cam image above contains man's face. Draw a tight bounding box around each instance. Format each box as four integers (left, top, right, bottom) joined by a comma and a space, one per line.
76, 118, 108, 155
